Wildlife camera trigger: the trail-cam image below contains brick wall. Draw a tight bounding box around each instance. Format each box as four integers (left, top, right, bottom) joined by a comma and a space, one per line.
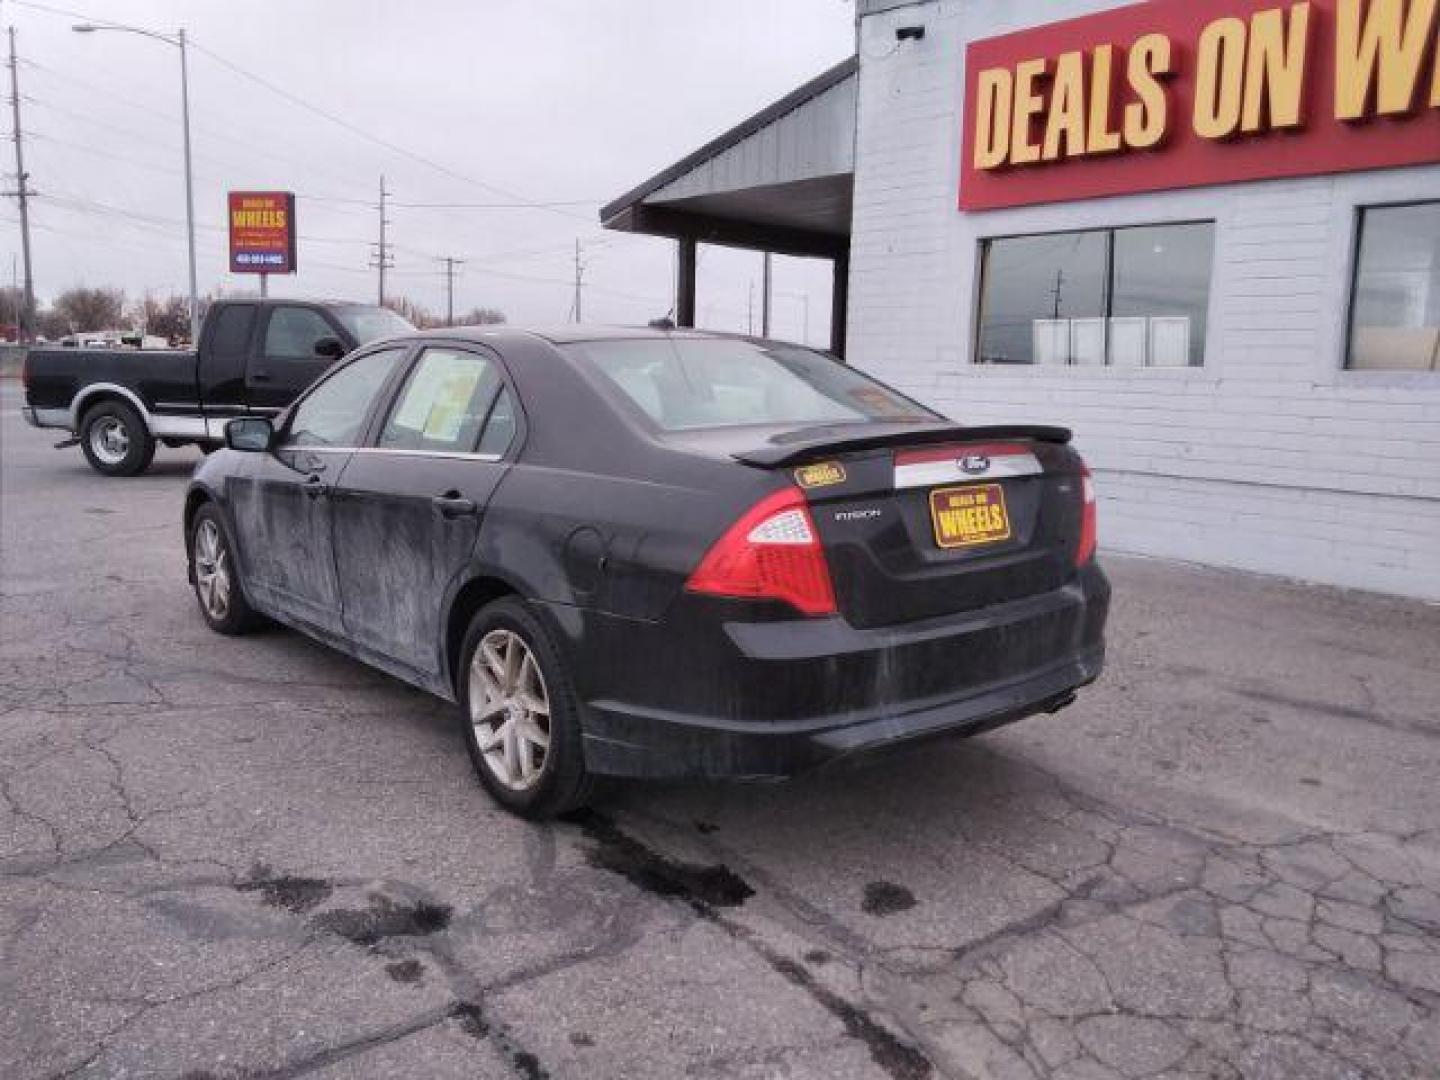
849, 0, 1440, 600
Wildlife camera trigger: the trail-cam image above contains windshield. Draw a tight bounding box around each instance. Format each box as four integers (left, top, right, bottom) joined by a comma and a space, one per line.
566, 338, 939, 432
333, 305, 415, 345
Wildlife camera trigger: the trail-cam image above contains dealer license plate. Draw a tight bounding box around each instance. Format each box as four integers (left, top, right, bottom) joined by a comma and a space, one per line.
929, 483, 1011, 549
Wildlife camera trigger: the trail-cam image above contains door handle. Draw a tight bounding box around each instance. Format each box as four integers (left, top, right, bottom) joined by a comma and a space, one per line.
251, 370, 272, 382
431, 493, 478, 519
303, 474, 327, 499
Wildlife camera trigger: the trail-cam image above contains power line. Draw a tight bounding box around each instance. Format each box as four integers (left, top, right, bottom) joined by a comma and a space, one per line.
390, 199, 596, 210
182, 37, 598, 224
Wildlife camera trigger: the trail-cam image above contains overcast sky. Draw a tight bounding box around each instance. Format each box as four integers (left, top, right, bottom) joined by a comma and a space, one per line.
2, 0, 855, 342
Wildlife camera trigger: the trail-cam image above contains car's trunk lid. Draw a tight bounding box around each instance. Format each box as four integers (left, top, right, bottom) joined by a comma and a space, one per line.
717, 424, 1084, 629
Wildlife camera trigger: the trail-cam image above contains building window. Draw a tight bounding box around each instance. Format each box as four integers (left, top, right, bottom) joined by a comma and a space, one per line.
976, 222, 1214, 368
1347, 202, 1440, 372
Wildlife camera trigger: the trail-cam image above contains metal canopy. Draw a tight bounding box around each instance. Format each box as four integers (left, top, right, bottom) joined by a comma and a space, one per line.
601, 56, 857, 259
601, 56, 858, 353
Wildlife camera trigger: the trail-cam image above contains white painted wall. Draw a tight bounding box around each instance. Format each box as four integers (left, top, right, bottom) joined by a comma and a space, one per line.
848, 0, 1440, 600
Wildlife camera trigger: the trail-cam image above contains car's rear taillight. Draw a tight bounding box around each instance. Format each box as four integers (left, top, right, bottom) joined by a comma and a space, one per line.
1074, 464, 1097, 567
686, 487, 838, 616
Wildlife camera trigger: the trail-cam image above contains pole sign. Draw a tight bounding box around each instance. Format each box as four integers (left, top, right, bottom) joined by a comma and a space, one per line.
960, 0, 1440, 210
227, 191, 297, 273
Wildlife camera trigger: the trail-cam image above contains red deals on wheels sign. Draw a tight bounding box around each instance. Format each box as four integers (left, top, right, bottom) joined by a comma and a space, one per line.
960, 0, 1440, 210
228, 191, 297, 273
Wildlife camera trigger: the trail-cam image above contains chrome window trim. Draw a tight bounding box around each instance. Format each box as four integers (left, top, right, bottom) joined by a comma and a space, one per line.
281, 444, 503, 463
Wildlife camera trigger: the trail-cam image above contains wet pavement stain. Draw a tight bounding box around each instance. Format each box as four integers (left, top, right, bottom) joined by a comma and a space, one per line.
312, 893, 452, 947
235, 870, 333, 915
567, 811, 933, 1080
564, 809, 754, 912
762, 949, 932, 1080
862, 880, 917, 916
451, 1002, 550, 1080
384, 959, 425, 984
451, 1001, 489, 1039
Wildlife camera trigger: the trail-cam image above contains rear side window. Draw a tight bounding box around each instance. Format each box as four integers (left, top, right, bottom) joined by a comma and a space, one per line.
379, 348, 501, 453
210, 304, 255, 360
476, 386, 517, 456
566, 339, 937, 432
287, 347, 404, 447
201, 304, 256, 388
265, 307, 336, 361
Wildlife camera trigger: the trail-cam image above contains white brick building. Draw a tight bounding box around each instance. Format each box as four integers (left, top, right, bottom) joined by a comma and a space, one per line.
604, 0, 1440, 601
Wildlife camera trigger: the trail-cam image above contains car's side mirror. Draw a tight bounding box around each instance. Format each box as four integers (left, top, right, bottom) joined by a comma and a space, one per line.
313, 336, 346, 360
225, 417, 274, 452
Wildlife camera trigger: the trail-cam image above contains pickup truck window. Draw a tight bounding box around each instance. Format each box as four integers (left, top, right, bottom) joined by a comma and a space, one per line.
266, 307, 336, 361
334, 305, 414, 345
286, 347, 404, 448
211, 304, 256, 360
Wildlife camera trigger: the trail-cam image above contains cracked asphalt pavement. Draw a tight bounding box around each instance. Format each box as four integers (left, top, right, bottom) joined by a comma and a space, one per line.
3, 382, 1439, 1080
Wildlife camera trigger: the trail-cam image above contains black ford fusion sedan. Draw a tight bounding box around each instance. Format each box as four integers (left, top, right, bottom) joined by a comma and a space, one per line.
185, 327, 1108, 818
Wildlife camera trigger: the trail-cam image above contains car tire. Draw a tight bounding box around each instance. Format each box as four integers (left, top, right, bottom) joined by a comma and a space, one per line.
457, 597, 594, 820
188, 504, 261, 635
79, 400, 156, 477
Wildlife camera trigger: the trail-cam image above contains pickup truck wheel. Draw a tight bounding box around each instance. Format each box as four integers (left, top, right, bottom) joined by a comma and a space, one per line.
80, 401, 155, 477
188, 506, 260, 634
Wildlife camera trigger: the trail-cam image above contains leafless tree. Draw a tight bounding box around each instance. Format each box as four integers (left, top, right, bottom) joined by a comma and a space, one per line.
130, 294, 191, 345
457, 307, 506, 326
47, 287, 128, 335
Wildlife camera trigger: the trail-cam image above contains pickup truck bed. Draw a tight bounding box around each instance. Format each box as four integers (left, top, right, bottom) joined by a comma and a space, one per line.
22, 298, 411, 476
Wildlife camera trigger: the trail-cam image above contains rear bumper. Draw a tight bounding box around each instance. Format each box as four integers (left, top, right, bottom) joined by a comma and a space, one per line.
559, 563, 1110, 779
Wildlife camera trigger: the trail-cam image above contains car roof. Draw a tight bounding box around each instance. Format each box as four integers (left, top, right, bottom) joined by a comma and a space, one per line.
403, 324, 782, 348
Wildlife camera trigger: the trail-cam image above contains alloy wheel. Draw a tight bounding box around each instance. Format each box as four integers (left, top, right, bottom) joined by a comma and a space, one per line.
193, 519, 232, 621
468, 629, 551, 790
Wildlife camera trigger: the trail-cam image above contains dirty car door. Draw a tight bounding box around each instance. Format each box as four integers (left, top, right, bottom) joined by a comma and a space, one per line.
228, 346, 406, 635
330, 344, 518, 677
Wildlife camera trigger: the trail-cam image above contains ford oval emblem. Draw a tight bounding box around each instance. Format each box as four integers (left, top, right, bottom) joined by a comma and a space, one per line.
959, 454, 991, 475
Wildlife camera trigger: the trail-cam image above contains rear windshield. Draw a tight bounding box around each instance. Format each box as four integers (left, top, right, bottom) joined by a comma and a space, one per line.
333, 305, 414, 345
565, 338, 938, 432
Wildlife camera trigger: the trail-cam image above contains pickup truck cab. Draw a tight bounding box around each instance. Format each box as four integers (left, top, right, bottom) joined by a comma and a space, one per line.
22, 298, 413, 476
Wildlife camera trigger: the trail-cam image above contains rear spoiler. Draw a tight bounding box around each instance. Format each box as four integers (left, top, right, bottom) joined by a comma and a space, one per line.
734, 423, 1072, 468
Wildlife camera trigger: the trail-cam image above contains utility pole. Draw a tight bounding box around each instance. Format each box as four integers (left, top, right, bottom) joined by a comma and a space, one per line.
761, 252, 772, 338
370, 175, 392, 306
1050, 269, 1065, 319
6, 27, 36, 342
439, 256, 462, 326
571, 239, 583, 323
747, 281, 754, 335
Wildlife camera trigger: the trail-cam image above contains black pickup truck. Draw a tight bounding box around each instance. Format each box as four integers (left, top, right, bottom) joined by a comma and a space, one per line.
21, 298, 413, 476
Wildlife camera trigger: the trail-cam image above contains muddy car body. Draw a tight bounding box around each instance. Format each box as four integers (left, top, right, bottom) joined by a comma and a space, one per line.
184, 327, 1109, 817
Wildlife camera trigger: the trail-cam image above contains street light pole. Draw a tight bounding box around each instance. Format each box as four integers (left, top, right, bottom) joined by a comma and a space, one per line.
177, 29, 199, 343
73, 21, 199, 343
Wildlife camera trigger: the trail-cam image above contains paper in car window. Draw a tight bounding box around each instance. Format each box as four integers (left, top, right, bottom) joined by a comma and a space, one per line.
392, 352, 483, 440
422, 371, 482, 441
